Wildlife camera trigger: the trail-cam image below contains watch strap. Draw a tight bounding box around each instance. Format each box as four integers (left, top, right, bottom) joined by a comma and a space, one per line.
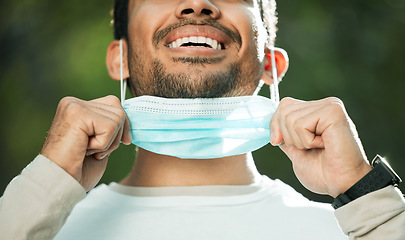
332, 155, 402, 209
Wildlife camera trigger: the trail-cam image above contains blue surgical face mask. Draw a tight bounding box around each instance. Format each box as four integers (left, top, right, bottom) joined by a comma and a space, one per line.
119, 39, 282, 159
123, 95, 277, 159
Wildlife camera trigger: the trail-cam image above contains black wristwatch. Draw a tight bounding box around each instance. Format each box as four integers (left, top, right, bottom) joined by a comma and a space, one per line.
332, 155, 402, 209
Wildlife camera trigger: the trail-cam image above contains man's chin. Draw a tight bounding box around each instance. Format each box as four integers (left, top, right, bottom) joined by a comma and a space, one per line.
129, 58, 256, 99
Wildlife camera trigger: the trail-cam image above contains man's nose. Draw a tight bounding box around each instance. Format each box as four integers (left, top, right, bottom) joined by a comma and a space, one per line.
175, 0, 221, 19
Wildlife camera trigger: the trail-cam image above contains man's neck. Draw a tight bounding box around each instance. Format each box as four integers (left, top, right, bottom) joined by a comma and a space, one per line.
120, 148, 262, 187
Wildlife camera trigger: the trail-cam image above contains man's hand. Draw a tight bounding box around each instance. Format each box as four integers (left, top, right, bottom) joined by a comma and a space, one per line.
270, 97, 372, 197
40, 95, 132, 192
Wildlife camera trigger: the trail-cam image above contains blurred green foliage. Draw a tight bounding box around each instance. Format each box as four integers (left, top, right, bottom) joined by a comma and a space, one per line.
0, 0, 404, 203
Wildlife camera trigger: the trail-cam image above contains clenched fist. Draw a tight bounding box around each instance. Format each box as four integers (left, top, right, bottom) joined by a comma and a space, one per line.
41, 95, 132, 191
270, 97, 372, 197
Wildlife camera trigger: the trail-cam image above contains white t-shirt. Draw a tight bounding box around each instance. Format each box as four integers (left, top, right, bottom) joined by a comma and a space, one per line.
55, 176, 347, 239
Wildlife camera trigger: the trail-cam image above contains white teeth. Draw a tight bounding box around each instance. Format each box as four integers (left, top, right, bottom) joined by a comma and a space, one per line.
197, 36, 206, 44
176, 38, 182, 48
182, 37, 189, 45
189, 36, 198, 43
212, 39, 218, 50
168, 36, 223, 50
206, 38, 213, 47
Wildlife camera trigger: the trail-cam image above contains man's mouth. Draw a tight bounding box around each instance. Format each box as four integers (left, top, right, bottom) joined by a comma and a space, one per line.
167, 36, 224, 50
155, 19, 241, 52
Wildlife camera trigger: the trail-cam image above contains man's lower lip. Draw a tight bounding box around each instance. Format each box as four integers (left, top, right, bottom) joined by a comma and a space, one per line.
165, 46, 225, 55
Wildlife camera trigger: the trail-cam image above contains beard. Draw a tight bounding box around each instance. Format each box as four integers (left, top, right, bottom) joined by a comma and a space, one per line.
130, 60, 257, 98
127, 51, 262, 98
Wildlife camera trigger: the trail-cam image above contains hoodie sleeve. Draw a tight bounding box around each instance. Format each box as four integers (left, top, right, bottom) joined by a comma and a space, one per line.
335, 185, 405, 239
0, 155, 86, 240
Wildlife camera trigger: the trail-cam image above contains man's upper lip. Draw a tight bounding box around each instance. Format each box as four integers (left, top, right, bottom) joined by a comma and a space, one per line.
164, 25, 232, 49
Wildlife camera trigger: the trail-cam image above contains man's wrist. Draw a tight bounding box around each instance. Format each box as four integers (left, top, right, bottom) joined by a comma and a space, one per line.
332, 163, 372, 198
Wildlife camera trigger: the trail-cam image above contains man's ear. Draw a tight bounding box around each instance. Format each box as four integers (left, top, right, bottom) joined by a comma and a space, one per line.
106, 39, 130, 81
261, 47, 289, 85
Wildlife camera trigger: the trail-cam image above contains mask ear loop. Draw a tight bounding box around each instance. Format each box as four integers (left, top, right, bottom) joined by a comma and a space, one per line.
120, 39, 127, 106
253, 80, 265, 96
253, 48, 281, 99
269, 47, 280, 103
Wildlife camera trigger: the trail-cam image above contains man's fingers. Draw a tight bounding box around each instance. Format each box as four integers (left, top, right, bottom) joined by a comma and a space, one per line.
121, 112, 132, 145
270, 108, 283, 146
87, 101, 126, 127
293, 110, 325, 149
93, 125, 124, 160
85, 98, 129, 152
285, 105, 326, 149
86, 114, 121, 153
89, 95, 132, 145
90, 95, 122, 107
271, 97, 309, 147
271, 97, 332, 149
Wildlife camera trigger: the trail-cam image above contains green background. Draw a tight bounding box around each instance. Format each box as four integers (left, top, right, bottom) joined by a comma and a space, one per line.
1, 0, 404, 203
